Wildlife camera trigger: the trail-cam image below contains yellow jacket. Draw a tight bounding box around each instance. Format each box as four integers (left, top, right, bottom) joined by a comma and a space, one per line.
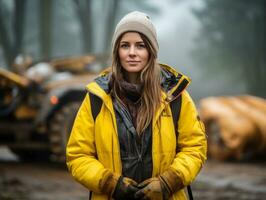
66, 64, 207, 200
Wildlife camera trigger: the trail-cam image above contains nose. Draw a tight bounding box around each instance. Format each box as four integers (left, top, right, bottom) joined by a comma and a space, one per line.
129, 46, 136, 56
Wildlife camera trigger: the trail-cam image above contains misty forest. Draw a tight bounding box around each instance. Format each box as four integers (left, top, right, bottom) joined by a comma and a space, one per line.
0, 0, 265, 99
0, 1, 266, 200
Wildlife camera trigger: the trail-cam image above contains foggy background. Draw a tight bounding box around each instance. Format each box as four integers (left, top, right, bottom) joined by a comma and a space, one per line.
1, 0, 265, 101
0, 1, 266, 200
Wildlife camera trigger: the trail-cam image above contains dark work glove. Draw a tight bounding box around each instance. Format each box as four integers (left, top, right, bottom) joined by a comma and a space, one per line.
112, 176, 139, 200
134, 177, 170, 200
134, 169, 184, 200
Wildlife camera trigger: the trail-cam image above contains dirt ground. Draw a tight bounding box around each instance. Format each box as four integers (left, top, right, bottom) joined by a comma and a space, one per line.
0, 146, 266, 200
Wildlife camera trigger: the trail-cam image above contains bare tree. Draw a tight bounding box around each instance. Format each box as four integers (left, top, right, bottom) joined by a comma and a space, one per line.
39, 0, 52, 59
0, 0, 27, 70
103, 0, 120, 51
74, 0, 93, 53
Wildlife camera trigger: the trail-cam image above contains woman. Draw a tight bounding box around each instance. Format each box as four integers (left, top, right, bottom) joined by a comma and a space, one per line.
66, 11, 207, 200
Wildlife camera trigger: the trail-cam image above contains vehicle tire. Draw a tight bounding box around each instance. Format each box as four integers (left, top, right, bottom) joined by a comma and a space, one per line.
0, 86, 21, 117
48, 102, 80, 162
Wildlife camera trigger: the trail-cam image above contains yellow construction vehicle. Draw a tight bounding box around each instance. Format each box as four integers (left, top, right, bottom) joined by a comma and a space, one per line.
0, 55, 100, 162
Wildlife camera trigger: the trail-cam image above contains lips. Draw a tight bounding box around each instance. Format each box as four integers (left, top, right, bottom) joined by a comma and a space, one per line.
127, 61, 140, 64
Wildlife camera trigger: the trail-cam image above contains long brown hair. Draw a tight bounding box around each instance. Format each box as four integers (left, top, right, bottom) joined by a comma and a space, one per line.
111, 32, 162, 134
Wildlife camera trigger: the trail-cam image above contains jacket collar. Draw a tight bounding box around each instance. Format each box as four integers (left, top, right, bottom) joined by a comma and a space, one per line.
159, 63, 190, 101
86, 63, 191, 103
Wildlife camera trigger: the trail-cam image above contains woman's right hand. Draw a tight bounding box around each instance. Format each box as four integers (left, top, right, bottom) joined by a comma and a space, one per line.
112, 176, 139, 200
134, 177, 171, 200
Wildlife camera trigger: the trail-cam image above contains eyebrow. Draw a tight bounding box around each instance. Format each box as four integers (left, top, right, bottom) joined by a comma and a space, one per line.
120, 41, 145, 43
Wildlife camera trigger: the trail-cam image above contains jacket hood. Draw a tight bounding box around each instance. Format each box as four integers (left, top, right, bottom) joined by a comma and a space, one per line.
86, 64, 190, 101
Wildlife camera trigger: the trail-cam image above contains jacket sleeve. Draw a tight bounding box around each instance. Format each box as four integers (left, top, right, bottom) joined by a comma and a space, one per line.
66, 93, 111, 193
170, 90, 207, 186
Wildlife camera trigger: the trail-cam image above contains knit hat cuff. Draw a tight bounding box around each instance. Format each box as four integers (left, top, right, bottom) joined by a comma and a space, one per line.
111, 11, 159, 56
112, 21, 159, 53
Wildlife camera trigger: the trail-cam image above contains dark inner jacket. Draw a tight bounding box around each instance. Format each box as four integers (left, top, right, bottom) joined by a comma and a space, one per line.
94, 66, 182, 183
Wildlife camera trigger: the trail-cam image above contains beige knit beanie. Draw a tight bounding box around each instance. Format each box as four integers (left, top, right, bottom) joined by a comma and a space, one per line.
112, 11, 159, 55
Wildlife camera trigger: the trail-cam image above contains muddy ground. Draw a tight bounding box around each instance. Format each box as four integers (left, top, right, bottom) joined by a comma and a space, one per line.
0, 146, 266, 200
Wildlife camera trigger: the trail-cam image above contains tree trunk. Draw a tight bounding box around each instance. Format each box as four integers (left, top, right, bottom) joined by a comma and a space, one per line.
103, 0, 120, 52
0, 1, 14, 68
74, 0, 93, 53
13, 0, 27, 73
40, 0, 52, 59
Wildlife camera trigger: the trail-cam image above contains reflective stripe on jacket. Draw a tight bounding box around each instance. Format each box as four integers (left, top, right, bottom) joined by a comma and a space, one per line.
66, 64, 207, 200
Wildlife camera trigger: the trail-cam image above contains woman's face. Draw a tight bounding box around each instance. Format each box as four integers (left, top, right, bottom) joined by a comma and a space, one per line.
118, 32, 149, 76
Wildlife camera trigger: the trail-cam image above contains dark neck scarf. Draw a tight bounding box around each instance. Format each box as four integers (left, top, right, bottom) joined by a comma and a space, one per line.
119, 80, 143, 128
